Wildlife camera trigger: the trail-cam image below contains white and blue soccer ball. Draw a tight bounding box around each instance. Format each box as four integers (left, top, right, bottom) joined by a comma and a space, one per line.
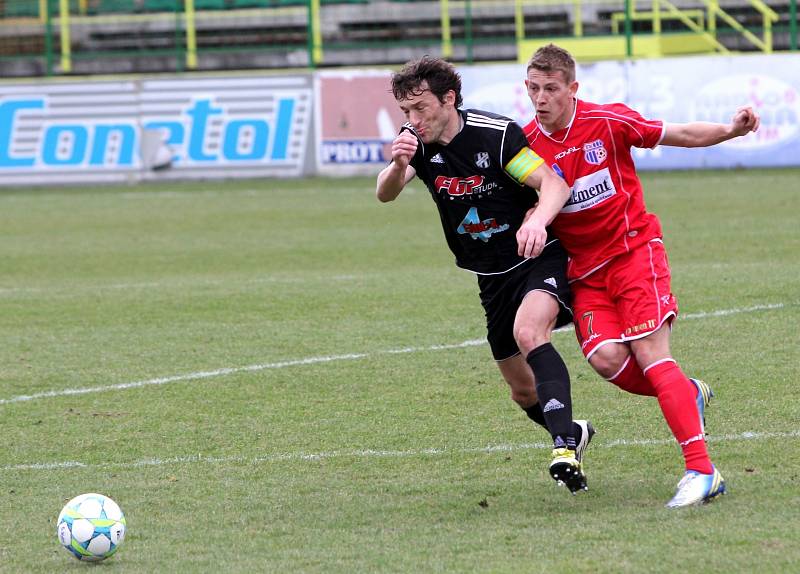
56, 493, 126, 561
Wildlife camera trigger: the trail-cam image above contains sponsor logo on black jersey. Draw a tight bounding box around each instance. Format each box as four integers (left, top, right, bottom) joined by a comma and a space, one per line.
434, 175, 498, 197
457, 207, 509, 242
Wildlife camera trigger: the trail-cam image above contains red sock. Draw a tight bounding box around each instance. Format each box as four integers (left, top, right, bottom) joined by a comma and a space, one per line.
608, 356, 657, 396
644, 359, 712, 474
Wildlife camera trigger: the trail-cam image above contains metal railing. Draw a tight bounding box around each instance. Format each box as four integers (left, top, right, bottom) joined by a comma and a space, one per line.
0, 0, 796, 77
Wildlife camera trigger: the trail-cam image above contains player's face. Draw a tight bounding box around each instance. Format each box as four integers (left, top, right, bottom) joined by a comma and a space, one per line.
398, 83, 458, 145
525, 70, 578, 133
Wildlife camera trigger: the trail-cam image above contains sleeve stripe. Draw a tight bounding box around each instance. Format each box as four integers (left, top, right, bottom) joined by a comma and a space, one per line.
504, 148, 544, 183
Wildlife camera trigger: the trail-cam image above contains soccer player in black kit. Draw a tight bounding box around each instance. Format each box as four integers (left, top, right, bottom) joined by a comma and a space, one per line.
376, 56, 594, 493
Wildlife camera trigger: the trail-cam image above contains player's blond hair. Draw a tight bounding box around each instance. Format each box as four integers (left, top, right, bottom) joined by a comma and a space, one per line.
526, 44, 576, 84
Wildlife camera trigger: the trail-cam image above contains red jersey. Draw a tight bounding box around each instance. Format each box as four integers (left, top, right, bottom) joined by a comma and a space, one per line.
524, 99, 666, 281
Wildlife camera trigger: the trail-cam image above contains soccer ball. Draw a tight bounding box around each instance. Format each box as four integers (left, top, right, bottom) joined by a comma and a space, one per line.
56, 493, 126, 561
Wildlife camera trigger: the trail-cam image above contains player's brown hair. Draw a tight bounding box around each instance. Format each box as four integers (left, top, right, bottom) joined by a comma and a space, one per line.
527, 44, 576, 84
391, 56, 463, 108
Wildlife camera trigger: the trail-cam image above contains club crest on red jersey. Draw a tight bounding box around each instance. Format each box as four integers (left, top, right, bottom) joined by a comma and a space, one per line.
583, 140, 607, 165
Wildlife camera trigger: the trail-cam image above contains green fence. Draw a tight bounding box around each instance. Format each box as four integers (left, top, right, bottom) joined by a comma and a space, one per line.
0, 0, 797, 77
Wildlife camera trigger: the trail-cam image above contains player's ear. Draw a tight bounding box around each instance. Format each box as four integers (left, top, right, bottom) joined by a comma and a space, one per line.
443, 90, 456, 106
570, 81, 579, 96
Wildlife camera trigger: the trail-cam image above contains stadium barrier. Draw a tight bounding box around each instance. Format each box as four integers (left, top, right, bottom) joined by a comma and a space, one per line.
0, 74, 314, 185
0, 52, 798, 186
0, 0, 797, 77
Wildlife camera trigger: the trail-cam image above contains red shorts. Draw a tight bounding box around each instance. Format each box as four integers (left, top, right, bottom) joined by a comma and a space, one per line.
571, 239, 678, 359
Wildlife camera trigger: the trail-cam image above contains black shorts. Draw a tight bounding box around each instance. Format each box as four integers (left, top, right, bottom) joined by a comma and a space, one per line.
477, 240, 573, 361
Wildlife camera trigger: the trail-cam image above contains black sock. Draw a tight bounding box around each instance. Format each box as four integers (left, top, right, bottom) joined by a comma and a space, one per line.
522, 402, 548, 431
527, 343, 575, 449
525, 402, 584, 446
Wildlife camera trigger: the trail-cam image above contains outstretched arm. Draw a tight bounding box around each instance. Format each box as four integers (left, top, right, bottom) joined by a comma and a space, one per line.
376, 131, 418, 202
516, 162, 571, 259
661, 106, 760, 148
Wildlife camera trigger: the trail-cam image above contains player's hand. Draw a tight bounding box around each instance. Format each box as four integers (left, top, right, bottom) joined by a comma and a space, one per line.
391, 132, 418, 170
517, 211, 548, 259
521, 204, 538, 224
731, 106, 760, 136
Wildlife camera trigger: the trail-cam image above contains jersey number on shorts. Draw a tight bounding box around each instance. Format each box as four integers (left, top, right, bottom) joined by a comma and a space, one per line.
578, 311, 595, 342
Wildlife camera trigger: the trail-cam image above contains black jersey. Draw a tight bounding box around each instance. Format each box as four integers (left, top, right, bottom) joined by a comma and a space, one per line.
407, 109, 553, 275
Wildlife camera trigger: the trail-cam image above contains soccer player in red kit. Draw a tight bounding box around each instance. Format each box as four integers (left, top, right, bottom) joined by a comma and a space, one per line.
521, 44, 760, 507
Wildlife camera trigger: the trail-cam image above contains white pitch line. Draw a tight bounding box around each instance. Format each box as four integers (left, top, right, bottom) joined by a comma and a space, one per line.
680, 303, 785, 319
0, 302, 786, 407
0, 273, 365, 297
3, 430, 798, 472
0, 353, 371, 406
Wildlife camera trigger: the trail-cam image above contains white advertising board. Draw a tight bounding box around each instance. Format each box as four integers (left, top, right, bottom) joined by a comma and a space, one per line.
0, 75, 313, 186
458, 54, 800, 170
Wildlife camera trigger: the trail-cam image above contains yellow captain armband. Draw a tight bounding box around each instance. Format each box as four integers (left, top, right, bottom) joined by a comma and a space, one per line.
504, 147, 544, 184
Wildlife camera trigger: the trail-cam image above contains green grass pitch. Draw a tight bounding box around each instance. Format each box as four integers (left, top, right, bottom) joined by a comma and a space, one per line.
0, 169, 798, 572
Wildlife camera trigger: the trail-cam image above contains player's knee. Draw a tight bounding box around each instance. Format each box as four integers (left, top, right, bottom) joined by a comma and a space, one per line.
629, 324, 672, 367
510, 386, 536, 408
588, 344, 630, 379
513, 324, 551, 355
631, 344, 671, 372
501, 372, 537, 406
